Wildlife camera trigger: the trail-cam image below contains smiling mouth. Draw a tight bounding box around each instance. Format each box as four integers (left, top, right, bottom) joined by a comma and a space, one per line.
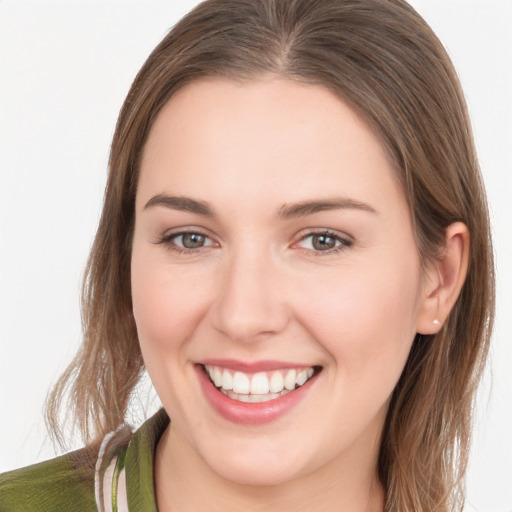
203, 364, 321, 403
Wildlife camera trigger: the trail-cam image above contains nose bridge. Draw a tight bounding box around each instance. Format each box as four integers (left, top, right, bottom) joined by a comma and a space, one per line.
211, 242, 289, 342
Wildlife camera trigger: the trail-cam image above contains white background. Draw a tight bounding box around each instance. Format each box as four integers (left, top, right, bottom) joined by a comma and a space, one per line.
0, 1, 511, 510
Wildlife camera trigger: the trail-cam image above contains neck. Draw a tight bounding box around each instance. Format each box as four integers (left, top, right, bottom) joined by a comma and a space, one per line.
154, 424, 385, 512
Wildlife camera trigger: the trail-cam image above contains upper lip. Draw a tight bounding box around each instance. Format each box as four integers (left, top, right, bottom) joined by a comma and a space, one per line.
198, 358, 317, 373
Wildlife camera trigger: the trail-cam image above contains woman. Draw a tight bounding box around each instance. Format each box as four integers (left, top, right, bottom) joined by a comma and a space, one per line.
0, 0, 495, 511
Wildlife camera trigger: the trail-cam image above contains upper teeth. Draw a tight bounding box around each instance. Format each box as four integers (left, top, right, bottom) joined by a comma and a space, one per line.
204, 365, 315, 395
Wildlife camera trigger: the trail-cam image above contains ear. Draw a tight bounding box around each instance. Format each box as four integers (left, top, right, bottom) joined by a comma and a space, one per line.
416, 222, 470, 335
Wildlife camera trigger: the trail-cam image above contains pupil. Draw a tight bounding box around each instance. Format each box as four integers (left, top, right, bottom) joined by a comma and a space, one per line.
313, 234, 335, 251
183, 233, 205, 248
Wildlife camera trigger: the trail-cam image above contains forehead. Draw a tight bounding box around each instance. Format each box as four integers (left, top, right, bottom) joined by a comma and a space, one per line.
137, 77, 406, 218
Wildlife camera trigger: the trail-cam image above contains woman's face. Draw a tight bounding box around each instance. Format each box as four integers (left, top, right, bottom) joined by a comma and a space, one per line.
131, 78, 432, 486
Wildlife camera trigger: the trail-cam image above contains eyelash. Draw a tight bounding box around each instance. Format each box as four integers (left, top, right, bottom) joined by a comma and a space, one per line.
154, 230, 215, 254
154, 229, 353, 256
296, 230, 353, 256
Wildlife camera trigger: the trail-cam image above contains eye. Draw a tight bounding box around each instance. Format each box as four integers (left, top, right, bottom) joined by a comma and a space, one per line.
174, 232, 208, 249
155, 230, 217, 253
297, 231, 352, 254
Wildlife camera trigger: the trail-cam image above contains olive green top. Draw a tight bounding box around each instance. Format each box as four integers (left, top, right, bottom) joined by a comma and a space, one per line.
0, 409, 169, 512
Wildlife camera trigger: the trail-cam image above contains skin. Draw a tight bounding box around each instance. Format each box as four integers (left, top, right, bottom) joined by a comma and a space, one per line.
131, 77, 469, 512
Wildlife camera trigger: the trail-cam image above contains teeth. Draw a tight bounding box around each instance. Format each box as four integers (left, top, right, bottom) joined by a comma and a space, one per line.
250, 373, 270, 395
284, 369, 297, 390
232, 371, 250, 394
247, 392, 278, 403
269, 372, 284, 393
204, 365, 317, 400
213, 367, 223, 387
221, 370, 233, 390
296, 370, 308, 386
221, 388, 292, 402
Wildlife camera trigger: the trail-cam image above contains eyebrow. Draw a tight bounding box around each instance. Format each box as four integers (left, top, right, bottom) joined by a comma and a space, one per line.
143, 194, 377, 218
144, 194, 215, 216
277, 198, 378, 219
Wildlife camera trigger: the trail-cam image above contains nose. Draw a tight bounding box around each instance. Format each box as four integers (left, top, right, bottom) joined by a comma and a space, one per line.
210, 247, 290, 343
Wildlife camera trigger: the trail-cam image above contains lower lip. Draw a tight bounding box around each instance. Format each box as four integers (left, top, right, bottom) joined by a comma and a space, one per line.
196, 365, 318, 425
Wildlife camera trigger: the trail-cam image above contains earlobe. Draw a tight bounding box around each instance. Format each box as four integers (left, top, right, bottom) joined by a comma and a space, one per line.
416, 222, 470, 335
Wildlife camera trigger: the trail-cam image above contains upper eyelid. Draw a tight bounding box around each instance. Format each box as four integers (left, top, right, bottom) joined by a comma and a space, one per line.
160, 226, 214, 240
295, 228, 353, 242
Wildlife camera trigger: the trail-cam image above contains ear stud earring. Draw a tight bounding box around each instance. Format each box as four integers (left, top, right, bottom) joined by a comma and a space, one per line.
433, 319, 440, 326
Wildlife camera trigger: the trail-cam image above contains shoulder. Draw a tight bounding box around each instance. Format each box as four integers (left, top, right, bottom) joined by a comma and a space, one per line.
0, 447, 98, 512
0, 409, 169, 512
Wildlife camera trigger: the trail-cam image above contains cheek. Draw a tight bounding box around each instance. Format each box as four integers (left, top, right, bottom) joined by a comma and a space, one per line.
130, 252, 217, 421
131, 249, 212, 363
297, 260, 421, 390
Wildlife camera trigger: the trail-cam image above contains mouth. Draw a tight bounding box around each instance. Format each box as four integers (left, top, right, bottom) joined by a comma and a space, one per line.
202, 363, 322, 404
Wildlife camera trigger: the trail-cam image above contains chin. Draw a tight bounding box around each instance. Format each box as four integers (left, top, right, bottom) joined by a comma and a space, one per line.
198, 439, 309, 487
213, 459, 302, 487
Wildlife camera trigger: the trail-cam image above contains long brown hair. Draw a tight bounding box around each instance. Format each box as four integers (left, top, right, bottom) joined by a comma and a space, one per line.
46, 1, 495, 510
